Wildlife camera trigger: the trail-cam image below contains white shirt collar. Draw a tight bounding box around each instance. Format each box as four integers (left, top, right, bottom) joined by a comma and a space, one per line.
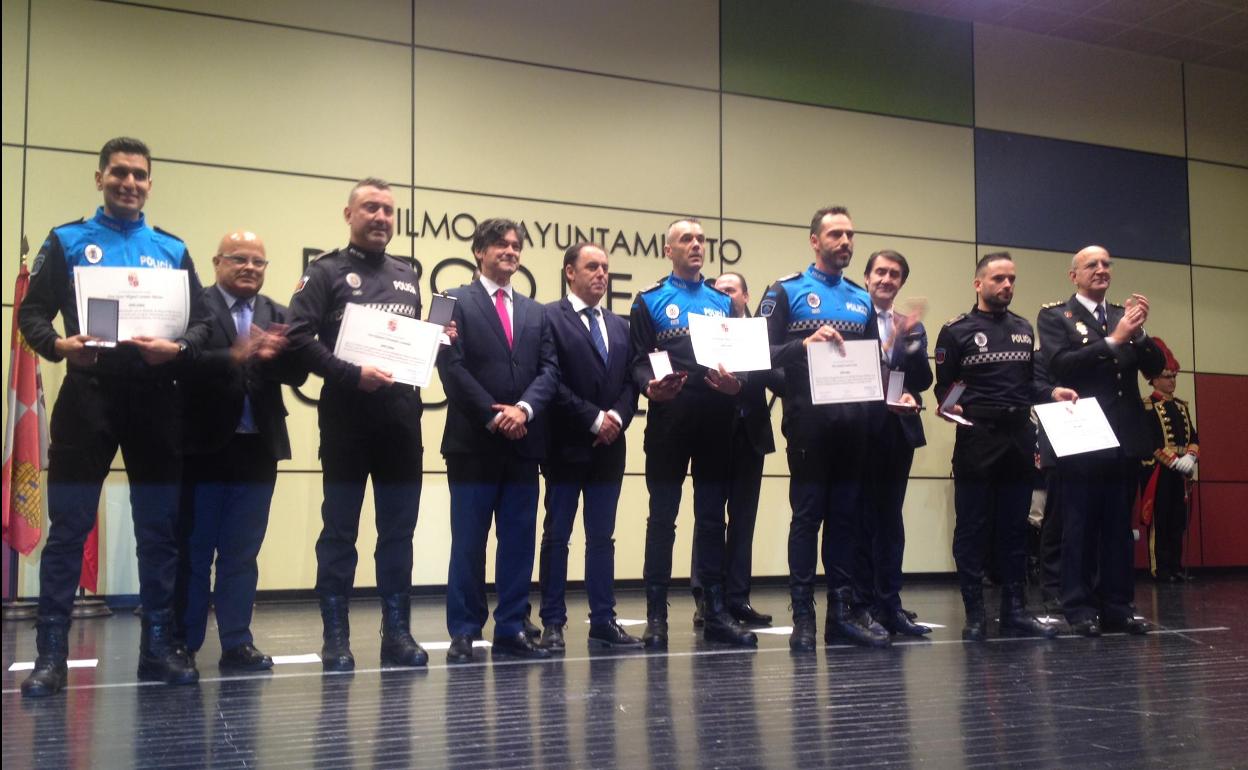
217, 285, 253, 310
479, 274, 511, 300
566, 293, 600, 315
1074, 293, 1103, 316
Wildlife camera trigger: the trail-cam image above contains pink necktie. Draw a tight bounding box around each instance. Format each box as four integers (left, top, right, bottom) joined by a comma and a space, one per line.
495, 288, 513, 348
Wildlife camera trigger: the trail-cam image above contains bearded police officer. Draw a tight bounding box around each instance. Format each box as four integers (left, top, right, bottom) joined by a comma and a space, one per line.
286, 177, 443, 670
934, 251, 1073, 641
759, 205, 888, 651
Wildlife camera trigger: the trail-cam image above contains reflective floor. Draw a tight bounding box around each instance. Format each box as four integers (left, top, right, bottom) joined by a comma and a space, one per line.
4, 576, 1247, 769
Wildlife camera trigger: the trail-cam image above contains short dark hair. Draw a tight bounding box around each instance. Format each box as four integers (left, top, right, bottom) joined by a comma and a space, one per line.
348, 176, 391, 204
809, 206, 850, 236
665, 217, 702, 245
471, 217, 526, 255
976, 250, 1013, 275
864, 249, 910, 283
718, 270, 748, 295
98, 137, 150, 171
562, 241, 597, 270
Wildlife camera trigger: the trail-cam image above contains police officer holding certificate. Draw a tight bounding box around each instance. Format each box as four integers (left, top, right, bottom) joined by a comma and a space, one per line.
934, 252, 1071, 641
286, 177, 435, 671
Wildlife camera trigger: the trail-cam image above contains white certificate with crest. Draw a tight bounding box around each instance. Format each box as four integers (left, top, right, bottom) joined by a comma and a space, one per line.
73, 266, 190, 340
332, 303, 442, 388
1034, 397, 1120, 457
807, 338, 884, 404
687, 313, 772, 372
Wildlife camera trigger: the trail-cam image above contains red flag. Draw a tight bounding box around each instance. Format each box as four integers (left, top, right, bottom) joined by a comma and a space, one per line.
81, 519, 100, 593
2, 261, 50, 555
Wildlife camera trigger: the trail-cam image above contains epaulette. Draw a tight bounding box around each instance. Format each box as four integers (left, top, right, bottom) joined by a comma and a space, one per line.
639, 278, 665, 294
1040, 300, 1064, 309
703, 279, 729, 296
53, 218, 86, 230
153, 226, 185, 242
776, 272, 801, 282
843, 276, 866, 290
386, 253, 417, 268
1143, 398, 1155, 410
945, 313, 968, 326
1173, 395, 1188, 406
1108, 301, 1124, 309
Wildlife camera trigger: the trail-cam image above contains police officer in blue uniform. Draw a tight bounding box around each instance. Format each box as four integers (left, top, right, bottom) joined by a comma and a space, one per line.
759, 206, 889, 650
20, 137, 204, 696
285, 178, 433, 671
630, 218, 757, 650
934, 252, 1071, 641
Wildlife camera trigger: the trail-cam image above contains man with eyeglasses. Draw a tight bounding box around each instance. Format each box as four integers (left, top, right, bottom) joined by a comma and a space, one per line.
19, 137, 205, 696
1036, 245, 1165, 637
173, 230, 305, 672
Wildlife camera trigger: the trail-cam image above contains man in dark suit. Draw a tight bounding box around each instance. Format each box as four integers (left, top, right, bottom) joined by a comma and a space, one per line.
175, 230, 305, 670
1036, 245, 1165, 637
860, 250, 932, 636
438, 217, 560, 663
689, 272, 776, 628
537, 242, 642, 652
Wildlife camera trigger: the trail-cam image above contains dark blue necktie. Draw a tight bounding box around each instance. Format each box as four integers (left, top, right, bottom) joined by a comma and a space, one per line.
583, 307, 608, 363
232, 299, 258, 433
1095, 304, 1107, 332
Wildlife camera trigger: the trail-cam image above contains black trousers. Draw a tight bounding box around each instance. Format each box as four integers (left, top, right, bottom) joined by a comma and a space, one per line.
642, 393, 734, 591
1039, 469, 1063, 601
1147, 466, 1189, 578
1058, 450, 1137, 624
39, 372, 182, 618
859, 419, 915, 614
175, 434, 277, 652
315, 385, 423, 598
951, 422, 1033, 591
690, 427, 766, 604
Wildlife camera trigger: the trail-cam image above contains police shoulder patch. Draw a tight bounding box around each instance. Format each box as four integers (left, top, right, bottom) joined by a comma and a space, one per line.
758, 298, 777, 318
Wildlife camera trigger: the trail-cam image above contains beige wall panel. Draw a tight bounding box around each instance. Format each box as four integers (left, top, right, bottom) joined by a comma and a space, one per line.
1190, 161, 1248, 271
412, 0, 718, 88
915, 410, 955, 482
2, 146, 24, 295
28, 0, 410, 182
974, 24, 1184, 156
900, 479, 957, 573
142, 0, 412, 43
1185, 64, 1248, 168
414, 51, 719, 216
2, 0, 27, 144
1193, 266, 1248, 375
722, 95, 975, 242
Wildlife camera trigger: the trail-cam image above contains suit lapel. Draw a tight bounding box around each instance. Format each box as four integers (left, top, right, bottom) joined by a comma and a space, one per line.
472, 281, 511, 351
209, 287, 237, 343
511, 291, 527, 349
1068, 296, 1102, 339
252, 296, 273, 330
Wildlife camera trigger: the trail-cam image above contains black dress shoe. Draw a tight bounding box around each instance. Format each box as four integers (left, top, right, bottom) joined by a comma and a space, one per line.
541, 625, 566, 653
727, 602, 773, 627
523, 606, 542, 640
447, 635, 475, 664
1103, 617, 1152, 635
902, 608, 919, 622
219, 643, 273, 671
692, 599, 705, 628
881, 609, 931, 636
1070, 619, 1102, 637
588, 620, 644, 649
493, 631, 553, 660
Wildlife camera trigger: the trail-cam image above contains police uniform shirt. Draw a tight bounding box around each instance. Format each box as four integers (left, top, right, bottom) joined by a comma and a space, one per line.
286, 245, 422, 389
629, 272, 732, 392
933, 306, 1047, 409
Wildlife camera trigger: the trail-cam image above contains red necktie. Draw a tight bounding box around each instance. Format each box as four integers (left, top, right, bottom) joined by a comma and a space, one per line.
495, 288, 513, 348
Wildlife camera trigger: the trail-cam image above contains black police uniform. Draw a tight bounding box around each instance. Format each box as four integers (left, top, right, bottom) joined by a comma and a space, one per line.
286, 245, 426, 667
934, 305, 1053, 638
18, 208, 204, 694
630, 273, 753, 647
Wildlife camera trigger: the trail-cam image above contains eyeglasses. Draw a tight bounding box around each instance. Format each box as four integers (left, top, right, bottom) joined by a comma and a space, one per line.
218, 254, 269, 268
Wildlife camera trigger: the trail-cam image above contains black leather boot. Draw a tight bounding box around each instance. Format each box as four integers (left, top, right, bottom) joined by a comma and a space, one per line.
380, 593, 429, 666
21, 615, 70, 698
320, 595, 355, 671
702, 584, 757, 647
137, 608, 199, 685
642, 584, 669, 650
789, 586, 817, 652
999, 583, 1058, 639
961, 584, 987, 641
824, 587, 890, 648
